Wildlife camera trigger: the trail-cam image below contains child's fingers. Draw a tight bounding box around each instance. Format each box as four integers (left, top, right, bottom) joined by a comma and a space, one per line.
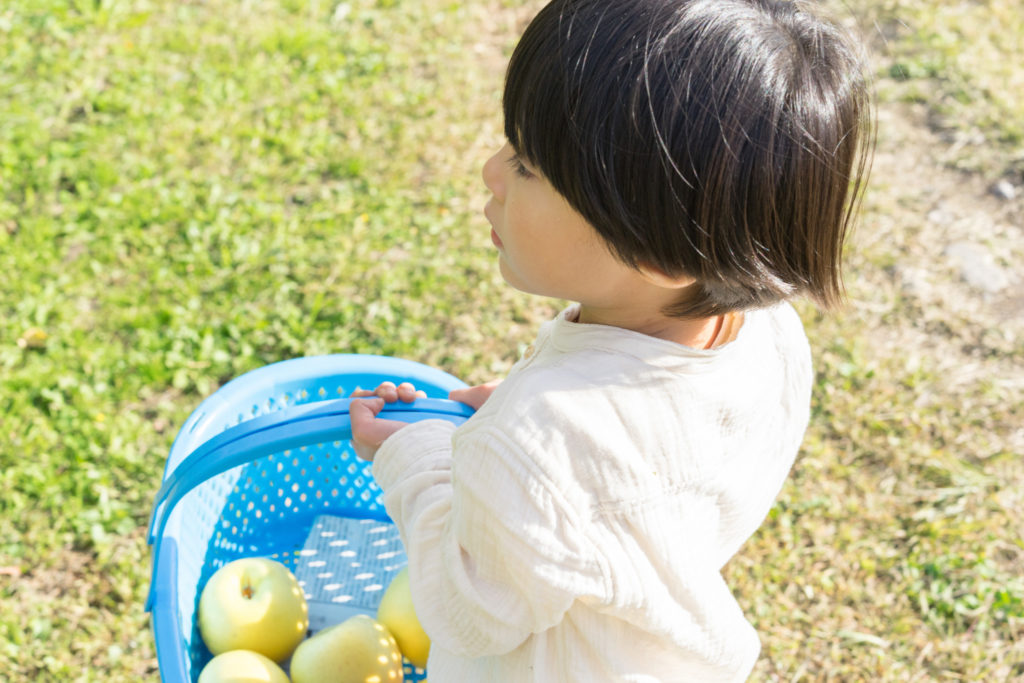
349, 397, 408, 461
449, 379, 501, 410
448, 386, 483, 410
350, 383, 398, 401
349, 397, 385, 461
350, 396, 384, 420
373, 382, 398, 402
350, 381, 424, 404
448, 386, 471, 401
396, 382, 426, 402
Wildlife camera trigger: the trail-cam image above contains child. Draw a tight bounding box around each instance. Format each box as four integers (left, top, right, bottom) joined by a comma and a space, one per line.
351, 0, 872, 680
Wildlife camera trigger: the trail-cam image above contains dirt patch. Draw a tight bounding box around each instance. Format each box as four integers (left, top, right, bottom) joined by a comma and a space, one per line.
870, 102, 1023, 326
853, 101, 1023, 459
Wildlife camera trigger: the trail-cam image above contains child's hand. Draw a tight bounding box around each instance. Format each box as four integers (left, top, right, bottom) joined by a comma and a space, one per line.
349, 382, 426, 461
448, 379, 502, 411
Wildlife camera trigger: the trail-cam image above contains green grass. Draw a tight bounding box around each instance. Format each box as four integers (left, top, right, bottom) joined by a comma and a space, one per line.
1, 0, 1022, 680
845, 0, 1024, 176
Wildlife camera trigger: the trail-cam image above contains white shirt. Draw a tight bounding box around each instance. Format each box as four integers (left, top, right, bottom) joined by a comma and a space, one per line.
373, 303, 812, 682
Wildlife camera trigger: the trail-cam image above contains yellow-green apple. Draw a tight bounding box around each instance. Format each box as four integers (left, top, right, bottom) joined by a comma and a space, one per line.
289, 613, 404, 683
198, 557, 309, 662
377, 568, 430, 669
197, 649, 290, 683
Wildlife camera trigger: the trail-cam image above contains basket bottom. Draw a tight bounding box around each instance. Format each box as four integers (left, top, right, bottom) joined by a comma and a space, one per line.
190, 513, 426, 681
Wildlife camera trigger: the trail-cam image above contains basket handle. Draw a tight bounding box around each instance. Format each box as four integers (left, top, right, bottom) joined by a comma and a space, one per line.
145, 397, 473, 612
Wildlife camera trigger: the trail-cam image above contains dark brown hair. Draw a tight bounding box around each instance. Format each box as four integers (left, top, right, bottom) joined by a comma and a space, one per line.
504, 0, 873, 317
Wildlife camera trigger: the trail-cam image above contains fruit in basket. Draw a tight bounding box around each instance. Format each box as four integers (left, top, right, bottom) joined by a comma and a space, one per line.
289, 614, 404, 683
377, 567, 430, 669
198, 557, 309, 662
197, 649, 290, 683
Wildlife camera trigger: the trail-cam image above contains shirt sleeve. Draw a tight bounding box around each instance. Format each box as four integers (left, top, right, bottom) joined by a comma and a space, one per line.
372, 418, 607, 657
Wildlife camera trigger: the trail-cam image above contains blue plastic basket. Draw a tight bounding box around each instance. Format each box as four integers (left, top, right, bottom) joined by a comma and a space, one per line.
146, 354, 474, 682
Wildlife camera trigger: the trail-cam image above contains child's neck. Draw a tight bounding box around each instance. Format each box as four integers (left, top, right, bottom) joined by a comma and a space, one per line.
574, 305, 736, 350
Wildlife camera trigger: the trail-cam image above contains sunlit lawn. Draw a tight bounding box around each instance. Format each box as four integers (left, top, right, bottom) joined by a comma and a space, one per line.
0, 0, 1020, 680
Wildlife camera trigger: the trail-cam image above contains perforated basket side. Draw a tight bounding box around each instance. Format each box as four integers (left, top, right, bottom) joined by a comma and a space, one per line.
165, 463, 248, 676
180, 443, 393, 677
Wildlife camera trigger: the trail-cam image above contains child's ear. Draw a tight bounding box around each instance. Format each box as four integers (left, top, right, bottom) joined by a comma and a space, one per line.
637, 263, 696, 290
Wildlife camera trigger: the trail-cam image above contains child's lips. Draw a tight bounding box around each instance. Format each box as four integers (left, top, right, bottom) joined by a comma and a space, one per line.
484, 199, 503, 247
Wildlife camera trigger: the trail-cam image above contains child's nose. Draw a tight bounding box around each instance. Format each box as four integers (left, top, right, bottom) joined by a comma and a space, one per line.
482, 148, 506, 201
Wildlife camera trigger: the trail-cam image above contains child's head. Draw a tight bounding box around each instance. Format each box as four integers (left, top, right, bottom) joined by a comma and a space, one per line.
504, 0, 873, 317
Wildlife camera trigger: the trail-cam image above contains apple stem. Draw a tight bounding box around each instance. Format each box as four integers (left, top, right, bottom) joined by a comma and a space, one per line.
242, 581, 254, 599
